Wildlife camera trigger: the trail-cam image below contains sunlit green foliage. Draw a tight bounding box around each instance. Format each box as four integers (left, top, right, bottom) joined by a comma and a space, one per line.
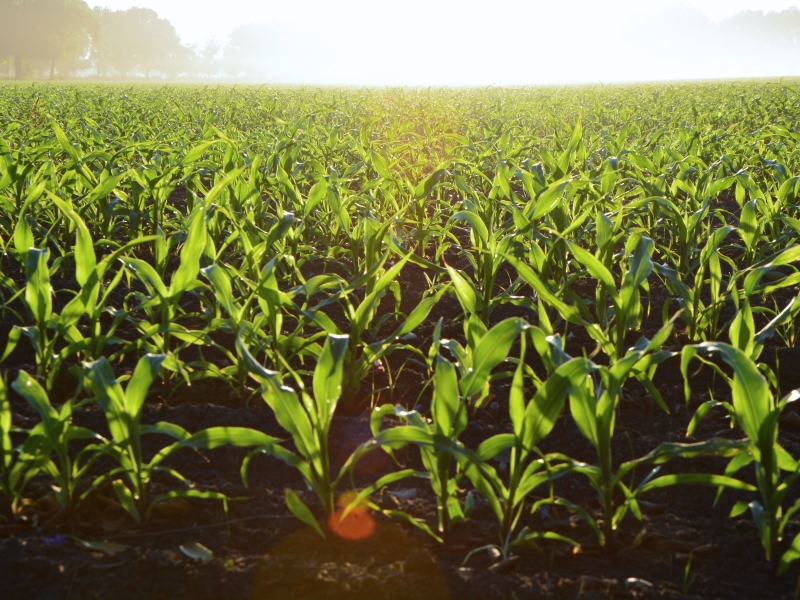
2, 81, 800, 572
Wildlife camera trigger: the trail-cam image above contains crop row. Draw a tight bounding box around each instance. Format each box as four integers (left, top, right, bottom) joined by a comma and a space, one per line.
2, 82, 800, 573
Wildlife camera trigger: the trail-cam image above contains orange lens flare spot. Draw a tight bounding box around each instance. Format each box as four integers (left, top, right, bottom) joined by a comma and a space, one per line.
327, 492, 375, 541
327, 508, 376, 540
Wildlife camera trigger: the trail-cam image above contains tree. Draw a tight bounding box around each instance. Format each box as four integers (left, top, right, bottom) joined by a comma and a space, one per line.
195, 39, 222, 78
223, 22, 281, 79
718, 9, 800, 54
0, 57, 12, 78
94, 7, 190, 78
0, 0, 95, 79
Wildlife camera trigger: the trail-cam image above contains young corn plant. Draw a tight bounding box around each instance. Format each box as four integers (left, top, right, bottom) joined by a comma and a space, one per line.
304, 253, 443, 410
11, 371, 107, 513
355, 326, 587, 551
200, 261, 267, 397
726, 247, 800, 363
627, 194, 713, 279
561, 335, 668, 543
253, 258, 331, 374
567, 234, 656, 364
359, 344, 474, 545
241, 334, 358, 537
558, 320, 751, 545
335, 254, 408, 408
655, 225, 735, 342
446, 208, 516, 326
439, 316, 530, 409
512, 234, 671, 409
682, 342, 800, 570
203, 253, 326, 392
460, 335, 592, 559
120, 203, 209, 383
86, 354, 278, 523
0, 374, 49, 521
1, 246, 70, 390
46, 196, 158, 390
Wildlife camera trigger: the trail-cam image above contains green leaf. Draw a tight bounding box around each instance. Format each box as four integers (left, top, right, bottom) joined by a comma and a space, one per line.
728, 300, 755, 356
569, 243, 616, 291
141, 421, 190, 440
686, 400, 724, 437
414, 169, 447, 199
13, 212, 34, 262
508, 357, 526, 438
739, 200, 758, 251
476, 433, 515, 461
85, 357, 130, 447
285, 489, 324, 538
51, 120, 82, 164
516, 530, 579, 547
638, 474, 756, 494
24, 248, 52, 326
123, 259, 169, 298
112, 480, 141, 523
50, 195, 97, 287
531, 179, 569, 220
695, 343, 771, 443
205, 167, 246, 205
202, 264, 236, 316
506, 255, 584, 325
258, 375, 318, 471
86, 172, 126, 205
180, 141, 216, 166
525, 357, 594, 450
170, 205, 207, 298
1, 326, 22, 364
460, 318, 527, 400
569, 375, 599, 448
339, 469, 420, 520
313, 334, 349, 420
126, 354, 165, 418
180, 427, 280, 450
370, 150, 394, 181
730, 501, 749, 518
396, 287, 447, 337
305, 179, 328, 216
779, 532, 800, 574
381, 509, 442, 543
432, 353, 460, 436
452, 211, 490, 246
750, 245, 800, 270
12, 371, 61, 446
446, 265, 479, 316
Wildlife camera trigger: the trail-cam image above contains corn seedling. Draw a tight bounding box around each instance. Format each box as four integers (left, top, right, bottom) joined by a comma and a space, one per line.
86, 354, 278, 522
241, 334, 356, 536
682, 342, 800, 568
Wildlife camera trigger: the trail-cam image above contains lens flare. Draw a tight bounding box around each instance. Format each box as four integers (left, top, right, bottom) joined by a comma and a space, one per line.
327, 491, 375, 541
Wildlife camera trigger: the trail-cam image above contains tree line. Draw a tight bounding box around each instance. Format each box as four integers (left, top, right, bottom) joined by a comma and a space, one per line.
1, 1, 799, 81
0, 0, 281, 80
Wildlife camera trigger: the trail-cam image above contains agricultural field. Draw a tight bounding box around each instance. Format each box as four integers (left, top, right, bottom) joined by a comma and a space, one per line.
2, 81, 800, 599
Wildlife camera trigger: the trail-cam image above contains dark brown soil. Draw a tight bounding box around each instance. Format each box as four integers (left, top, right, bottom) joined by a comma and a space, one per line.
3, 245, 800, 599
3, 341, 800, 600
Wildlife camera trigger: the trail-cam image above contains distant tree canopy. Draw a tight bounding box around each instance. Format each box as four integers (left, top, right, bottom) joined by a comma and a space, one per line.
719, 8, 800, 51
0, 0, 95, 78
223, 23, 280, 79
93, 7, 191, 78
1, 4, 799, 81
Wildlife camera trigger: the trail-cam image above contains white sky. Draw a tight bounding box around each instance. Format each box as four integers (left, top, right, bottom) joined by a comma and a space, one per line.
86, 1, 800, 84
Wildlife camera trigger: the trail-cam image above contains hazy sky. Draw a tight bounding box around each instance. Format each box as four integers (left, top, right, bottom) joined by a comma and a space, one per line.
86, 1, 800, 84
